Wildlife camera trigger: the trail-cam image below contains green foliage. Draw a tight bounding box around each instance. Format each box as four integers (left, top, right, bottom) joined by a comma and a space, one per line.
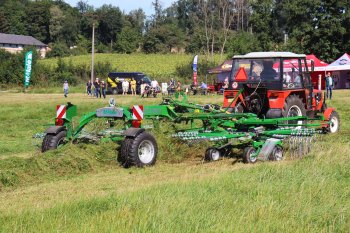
46, 42, 70, 58
115, 27, 141, 54
0, 48, 39, 86
226, 32, 261, 57
96, 4, 123, 45
0, 0, 349, 61
24, 1, 51, 43
143, 24, 185, 53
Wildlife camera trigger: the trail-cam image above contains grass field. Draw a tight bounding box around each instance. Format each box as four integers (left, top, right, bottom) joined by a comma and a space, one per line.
0, 91, 349, 232
38, 53, 223, 79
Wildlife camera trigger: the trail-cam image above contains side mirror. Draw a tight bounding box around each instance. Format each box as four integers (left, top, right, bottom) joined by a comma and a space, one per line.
311, 60, 315, 72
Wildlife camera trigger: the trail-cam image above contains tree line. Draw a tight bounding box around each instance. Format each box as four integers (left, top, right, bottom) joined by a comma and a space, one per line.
1, 0, 350, 62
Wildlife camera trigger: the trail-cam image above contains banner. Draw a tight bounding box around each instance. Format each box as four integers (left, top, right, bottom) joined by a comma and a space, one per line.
24, 51, 33, 88
192, 55, 198, 85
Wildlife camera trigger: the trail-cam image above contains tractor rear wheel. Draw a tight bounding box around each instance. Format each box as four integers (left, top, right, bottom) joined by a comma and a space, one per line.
119, 132, 158, 168
242, 146, 257, 164
204, 148, 221, 161
329, 111, 340, 133
282, 95, 306, 125
41, 130, 67, 152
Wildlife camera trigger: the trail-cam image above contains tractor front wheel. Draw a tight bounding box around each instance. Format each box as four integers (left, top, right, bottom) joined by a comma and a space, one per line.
328, 111, 340, 133
119, 132, 158, 168
41, 130, 67, 152
242, 146, 257, 164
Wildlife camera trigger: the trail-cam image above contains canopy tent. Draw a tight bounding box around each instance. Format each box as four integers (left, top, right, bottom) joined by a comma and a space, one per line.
273, 54, 328, 72
326, 53, 350, 71
207, 60, 232, 87
207, 60, 232, 74
325, 53, 350, 89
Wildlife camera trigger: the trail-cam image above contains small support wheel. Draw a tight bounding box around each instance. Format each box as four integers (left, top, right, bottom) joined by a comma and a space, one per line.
204, 148, 221, 161
269, 145, 283, 161
119, 132, 158, 168
242, 146, 257, 164
41, 130, 67, 152
329, 111, 340, 133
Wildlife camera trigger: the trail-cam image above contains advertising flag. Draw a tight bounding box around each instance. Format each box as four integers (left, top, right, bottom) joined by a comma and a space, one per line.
193, 55, 198, 85
24, 51, 33, 88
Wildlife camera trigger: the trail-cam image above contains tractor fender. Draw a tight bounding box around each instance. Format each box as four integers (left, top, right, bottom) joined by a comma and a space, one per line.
122, 128, 145, 138
323, 107, 335, 120
44, 126, 66, 134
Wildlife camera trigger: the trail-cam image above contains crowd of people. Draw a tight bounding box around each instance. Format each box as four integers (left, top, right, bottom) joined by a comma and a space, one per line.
72, 77, 217, 99
63, 72, 336, 100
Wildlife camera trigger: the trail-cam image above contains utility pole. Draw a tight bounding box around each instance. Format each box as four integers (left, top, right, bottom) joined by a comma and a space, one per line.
91, 22, 95, 84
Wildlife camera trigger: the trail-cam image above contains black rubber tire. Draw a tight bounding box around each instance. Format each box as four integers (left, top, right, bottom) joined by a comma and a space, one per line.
282, 94, 306, 124
269, 145, 283, 161
242, 146, 257, 164
119, 132, 158, 168
328, 111, 340, 133
112, 89, 118, 95
41, 130, 67, 152
204, 148, 221, 161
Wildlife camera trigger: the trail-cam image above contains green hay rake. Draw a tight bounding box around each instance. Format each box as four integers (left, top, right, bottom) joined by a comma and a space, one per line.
37, 91, 336, 167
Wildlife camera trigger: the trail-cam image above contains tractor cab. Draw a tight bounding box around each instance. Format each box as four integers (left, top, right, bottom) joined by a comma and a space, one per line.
223, 52, 337, 127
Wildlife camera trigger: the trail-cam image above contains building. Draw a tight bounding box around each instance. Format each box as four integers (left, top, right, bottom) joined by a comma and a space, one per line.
0, 33, 49, 58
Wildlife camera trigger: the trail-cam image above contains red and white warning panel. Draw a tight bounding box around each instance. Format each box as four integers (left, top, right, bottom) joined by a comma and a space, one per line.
56, 105, 67, 119
132, 105, 144, 120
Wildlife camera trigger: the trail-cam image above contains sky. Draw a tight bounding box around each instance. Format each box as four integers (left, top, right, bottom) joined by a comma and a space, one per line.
64, 0, 175, 16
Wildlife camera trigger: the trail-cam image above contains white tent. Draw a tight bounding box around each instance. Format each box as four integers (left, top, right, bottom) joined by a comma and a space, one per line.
326, 53, 350, 88
326, 53, 350, 71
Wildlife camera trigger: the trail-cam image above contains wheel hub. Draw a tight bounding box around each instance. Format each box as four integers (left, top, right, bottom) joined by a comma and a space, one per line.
138, 140, 155, 164
287, 105, 303, 126
330, 116, 339, 133
211, 149, 220, 161
249, 150, 257, 163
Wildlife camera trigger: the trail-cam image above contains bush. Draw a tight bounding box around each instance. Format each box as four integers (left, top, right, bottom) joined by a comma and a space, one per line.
226, 32, 261, 57
46, 42, 70, 58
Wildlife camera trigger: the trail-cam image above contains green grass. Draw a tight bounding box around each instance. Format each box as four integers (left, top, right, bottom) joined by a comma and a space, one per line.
0, 91, 349, 232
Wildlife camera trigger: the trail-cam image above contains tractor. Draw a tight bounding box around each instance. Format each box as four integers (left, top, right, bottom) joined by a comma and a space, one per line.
223, 52, 340, 133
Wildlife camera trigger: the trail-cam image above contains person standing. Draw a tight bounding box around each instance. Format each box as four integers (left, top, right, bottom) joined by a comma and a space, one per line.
325, 72, 334, 100
94, 78, 101, 98
101, 80, 106, 99
63, 80, 69, 98
200, 82, 208, 95
122, 79, 129, 95
161, 82, 168, 96
130, 78, 137, 96
86, 80, 92, 96
169, 78, 176, 95
176, 81, 182, 92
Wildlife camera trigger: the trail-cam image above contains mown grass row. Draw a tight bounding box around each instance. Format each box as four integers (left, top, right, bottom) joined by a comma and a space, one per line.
0, 91, 349, 232
0, 142, 349, 232
0, 93, 219, 189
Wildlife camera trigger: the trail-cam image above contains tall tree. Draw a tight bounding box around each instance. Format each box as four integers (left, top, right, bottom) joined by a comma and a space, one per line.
0, 0, 27, 35
49, 5, 65, 42
96, 4, 123, 48
25, 1, 51, 43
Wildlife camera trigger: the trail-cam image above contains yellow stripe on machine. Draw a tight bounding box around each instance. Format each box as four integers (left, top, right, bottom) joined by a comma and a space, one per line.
107, 77, 117, 87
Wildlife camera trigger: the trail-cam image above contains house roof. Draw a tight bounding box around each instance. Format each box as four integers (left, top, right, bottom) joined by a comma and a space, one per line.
0, 33, 47, 47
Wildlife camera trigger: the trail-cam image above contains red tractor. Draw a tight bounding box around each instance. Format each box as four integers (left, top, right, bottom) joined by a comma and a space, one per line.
223, 52, 339, 133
